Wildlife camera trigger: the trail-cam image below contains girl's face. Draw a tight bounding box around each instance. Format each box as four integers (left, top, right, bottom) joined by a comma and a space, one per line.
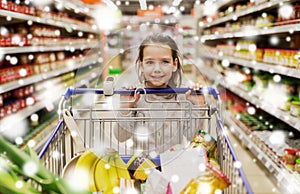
141, 44, 177, 88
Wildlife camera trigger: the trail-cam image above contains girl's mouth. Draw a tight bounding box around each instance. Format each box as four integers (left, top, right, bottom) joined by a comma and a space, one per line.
151, 75, 164, 80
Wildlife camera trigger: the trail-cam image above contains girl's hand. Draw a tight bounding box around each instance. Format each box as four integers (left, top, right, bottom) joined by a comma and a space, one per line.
120, 85, 141, 109
185, 84, 205, 106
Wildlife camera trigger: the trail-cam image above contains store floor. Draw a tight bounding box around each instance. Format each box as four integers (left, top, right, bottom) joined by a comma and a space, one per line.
227, 131, 281, 194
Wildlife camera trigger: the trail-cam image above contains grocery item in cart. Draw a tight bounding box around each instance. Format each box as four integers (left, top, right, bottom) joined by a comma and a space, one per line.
127, 151, 158, 181
62, 109, 133, 193
190, 129, 218, 160
72, 150, 101, 192
61, 109, 87, 180
91, 150, 132, 193
158, 146, 208, 193
71, 147, 133, 193
180, 162, 231, 194
144, 168, 169, 193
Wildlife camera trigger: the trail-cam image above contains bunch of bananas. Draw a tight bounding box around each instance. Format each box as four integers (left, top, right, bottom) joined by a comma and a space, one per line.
74, 150, 131, 193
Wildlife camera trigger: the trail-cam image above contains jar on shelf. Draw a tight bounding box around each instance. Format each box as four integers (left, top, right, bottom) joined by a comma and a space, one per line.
282, 148, 297, 170
294, 158, 300, 173
296, 149, 300, 159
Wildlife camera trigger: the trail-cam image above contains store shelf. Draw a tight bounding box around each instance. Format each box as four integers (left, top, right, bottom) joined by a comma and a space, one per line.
204, 0, 295, 28
1, 100, 52, 130
0, 9, 98, 33
54, 0, 91, 17
226, 84, 300, 131
215, 0, 240, 10
0, 42, 99, 54
201, 23, 300, 40
0, 53, 99, 93
198, 0, 300, 192
0, 63, 100, 132
30, 118, 58, 151
201, 66, 300, 132
200, 52, 300, 79
224, 111, 300, 194
0, 0, 102, 155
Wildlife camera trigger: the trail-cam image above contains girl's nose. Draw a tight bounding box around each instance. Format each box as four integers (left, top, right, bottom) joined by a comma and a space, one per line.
153, 62, 161, 71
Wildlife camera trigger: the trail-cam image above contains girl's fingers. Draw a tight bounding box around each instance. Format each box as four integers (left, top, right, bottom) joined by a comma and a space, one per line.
123, 85, 136, 90
186, 85, 205, 106
191, 83, 202, 91
135, 92, 141, 102
185, 89, 191, 96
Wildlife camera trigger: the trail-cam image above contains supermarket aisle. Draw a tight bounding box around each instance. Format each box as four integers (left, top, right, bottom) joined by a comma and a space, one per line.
227, 131, 281, 194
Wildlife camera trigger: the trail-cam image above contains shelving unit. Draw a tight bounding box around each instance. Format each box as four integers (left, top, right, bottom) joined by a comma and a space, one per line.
198, 0, 300, 193
181, 26, 197, 60
200, 52, 300, 78
224, 111, 300, 193
200, 63, 300, 193
202, 23, 300, 40
0, 9, 98, 33
202, 65, 300, 130
202, 0, 300, 28
0, 1, 102, 149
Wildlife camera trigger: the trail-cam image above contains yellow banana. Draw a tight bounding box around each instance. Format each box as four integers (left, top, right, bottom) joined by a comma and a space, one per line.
108, 153, 119, 193
89, 157, 100, 192
114, 153, 131, 180
94, 153, 112, 193
74, 150, 100, 192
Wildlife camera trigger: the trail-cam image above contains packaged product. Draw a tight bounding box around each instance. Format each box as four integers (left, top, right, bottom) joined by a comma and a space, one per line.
282, 148, 297, 170
119, 178, 135, 193
209, 158, 221, 170
127, 151, 157, 181
290, 101, 300, 116
190, 129, 218, 160
144, 169, 169, 194
296, 149, 300, 159
180, 162, 230, 194
294, 158, 300, 173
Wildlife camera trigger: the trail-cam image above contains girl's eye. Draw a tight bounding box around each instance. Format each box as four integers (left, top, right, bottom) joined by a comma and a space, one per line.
145, 61, 155, 65
162, 61, 170, 65
143, 60, 171, 66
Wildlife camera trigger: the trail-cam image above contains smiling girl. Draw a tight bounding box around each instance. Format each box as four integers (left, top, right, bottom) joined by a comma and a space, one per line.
114, 33, 206, 154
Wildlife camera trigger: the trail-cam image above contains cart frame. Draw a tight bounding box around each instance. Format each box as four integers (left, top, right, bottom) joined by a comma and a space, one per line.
38, 87, 253, 194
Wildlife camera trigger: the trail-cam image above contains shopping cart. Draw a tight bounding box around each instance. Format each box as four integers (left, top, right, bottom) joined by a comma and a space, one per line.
38, 87, 253, 194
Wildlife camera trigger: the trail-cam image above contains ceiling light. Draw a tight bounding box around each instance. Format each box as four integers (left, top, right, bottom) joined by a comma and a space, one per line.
103, 0, 118, 10
148, 4, 154, 10
139, 0, 147, 10
173, 0, 182, 6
